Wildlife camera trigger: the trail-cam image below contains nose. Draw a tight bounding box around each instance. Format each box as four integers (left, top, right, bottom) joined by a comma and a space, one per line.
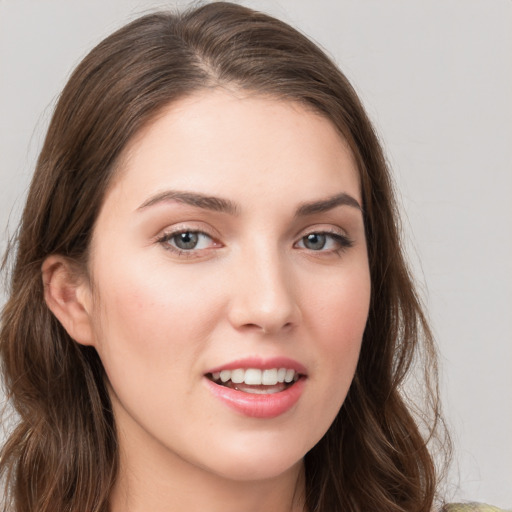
227, 246, 301, 335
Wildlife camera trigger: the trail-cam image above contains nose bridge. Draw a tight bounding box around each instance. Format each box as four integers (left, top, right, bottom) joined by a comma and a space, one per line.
229, 237, 299, 333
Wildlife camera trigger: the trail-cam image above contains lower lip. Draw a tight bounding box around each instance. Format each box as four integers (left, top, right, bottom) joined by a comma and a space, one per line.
204, 377, 306, 418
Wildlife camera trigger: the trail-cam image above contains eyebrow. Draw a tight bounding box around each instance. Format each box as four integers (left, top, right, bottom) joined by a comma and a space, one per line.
137, 190, 361, 216
137, 191, 240, 215
295, 193, 362, 216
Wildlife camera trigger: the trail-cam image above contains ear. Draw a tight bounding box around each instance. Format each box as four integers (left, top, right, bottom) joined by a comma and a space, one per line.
42, 255, 95, 346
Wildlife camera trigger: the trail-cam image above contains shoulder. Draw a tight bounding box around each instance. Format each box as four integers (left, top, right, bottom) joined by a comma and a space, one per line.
443, 504, 509, 512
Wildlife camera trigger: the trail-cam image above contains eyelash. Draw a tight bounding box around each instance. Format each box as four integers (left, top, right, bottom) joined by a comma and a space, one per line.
156, 229, 219, 258
156, 228, 354, 257
295, 230, 354, 254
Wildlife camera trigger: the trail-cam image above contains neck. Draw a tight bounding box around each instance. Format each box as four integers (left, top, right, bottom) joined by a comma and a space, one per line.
110, 449, 306, 512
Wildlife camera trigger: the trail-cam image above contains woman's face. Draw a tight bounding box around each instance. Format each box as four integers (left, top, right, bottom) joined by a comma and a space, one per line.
83, 90, 371, 482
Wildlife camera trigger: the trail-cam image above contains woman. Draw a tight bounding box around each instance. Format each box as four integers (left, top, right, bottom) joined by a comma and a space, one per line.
0, 2, 491, 511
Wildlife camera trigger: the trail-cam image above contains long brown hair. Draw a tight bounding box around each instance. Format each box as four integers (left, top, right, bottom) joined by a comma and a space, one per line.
1, 3, 449, 511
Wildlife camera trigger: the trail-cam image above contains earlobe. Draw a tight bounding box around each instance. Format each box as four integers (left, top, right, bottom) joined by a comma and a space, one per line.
42, 255, 95, 346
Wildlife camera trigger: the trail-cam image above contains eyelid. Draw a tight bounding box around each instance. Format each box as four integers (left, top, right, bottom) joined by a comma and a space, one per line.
294, 226, 354, 252
153, 221, 220, 242
294, 224, 350, 240
154, 224, 222, 258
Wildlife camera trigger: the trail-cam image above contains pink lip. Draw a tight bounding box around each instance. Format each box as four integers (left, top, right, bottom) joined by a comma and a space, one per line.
204, 357, 307, 418
206, 357, 307, 375
204, 377, 305, 419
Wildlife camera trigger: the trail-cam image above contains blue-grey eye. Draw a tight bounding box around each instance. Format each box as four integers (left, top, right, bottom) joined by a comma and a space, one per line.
173, 232, 199, 250
302, 233, 327, 250
296, 232, 353, 252
158, 230, 217, 255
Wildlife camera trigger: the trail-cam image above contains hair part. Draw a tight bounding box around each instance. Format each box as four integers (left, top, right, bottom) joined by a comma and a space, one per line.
1, 3, 450, 511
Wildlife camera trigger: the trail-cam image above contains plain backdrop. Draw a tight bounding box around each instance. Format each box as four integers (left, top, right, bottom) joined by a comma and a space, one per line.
0, 0, 511, 507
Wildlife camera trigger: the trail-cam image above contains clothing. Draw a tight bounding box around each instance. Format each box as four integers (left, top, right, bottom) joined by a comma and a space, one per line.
444, 503, 509, 512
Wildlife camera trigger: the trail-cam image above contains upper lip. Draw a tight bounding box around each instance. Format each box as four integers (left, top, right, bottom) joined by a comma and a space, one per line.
205, 357, 307, 376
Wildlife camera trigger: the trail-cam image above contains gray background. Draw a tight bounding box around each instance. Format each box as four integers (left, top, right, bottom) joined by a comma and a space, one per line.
1, 0, 511, 507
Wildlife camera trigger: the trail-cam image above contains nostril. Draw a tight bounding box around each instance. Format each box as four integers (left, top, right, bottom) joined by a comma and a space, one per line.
240, 321, 295, 335
227, 280, 301, 334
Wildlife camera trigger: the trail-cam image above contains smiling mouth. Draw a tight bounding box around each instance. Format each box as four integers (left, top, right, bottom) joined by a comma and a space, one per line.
206, 368, 302, 395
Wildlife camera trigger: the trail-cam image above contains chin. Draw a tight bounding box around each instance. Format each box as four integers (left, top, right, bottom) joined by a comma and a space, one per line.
196, 431, 310, 482
212, 455, 303, 483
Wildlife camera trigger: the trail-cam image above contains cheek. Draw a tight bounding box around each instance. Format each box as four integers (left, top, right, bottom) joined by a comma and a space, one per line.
285, 264, 370, 454
305, 264, 370, 398
87, 260, 226, 436
307, 262, 370, 345
89, 258, 222, 377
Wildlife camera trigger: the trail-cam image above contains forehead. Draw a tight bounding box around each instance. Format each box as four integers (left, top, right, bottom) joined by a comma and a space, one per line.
106, 89, 361, 210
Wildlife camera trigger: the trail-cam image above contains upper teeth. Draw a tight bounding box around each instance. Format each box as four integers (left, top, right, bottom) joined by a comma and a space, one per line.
212, 368, 297, 386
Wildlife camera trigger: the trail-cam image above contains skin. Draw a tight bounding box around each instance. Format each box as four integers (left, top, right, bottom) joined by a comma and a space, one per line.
44, 90, 371, 512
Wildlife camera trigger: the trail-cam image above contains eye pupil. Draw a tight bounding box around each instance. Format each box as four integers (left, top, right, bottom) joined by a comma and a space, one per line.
304, 233, 326, 250
174, 232, 199, 250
